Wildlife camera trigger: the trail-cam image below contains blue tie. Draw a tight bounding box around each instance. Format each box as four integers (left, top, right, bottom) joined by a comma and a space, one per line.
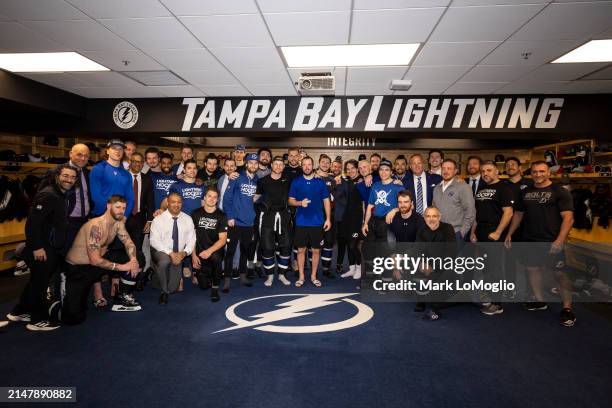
471, 179, 477, 196
416, 176, 424, 215
172, 217, 179, 252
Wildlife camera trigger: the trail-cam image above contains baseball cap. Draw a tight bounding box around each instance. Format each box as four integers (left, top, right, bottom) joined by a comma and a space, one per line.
246, 152, 259, 162
272, 156, 284, 163
379, 159, 392, 168
106, 139, 126, 148
234, 144, 246, 151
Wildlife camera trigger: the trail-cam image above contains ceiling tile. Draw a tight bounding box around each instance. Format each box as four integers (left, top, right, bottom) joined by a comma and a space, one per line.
155, 85, 206, 97
21, 20, 135, 51
512, 2, 612, 41
346, 82, 394, 95
347, 67, 408, 83
0, 22, 67, 52
70, 85, 166, 98
264, 11, 350, 46
160, 0, 258, 16
394, 81, 452, 95
593, 26, 612, 40
209, 47, 284, 70
180, 14, 273, 47
430, 4, 545, 42
351, 8, 445, 44
69, 71, 141, 87
413, 41, 501, 66
480, 40, 582, 66
99, 17, 202, 50
0, 0, 88, 20
174, 68, 239, 86
519, 63, 609, 82
232, 66, 291, 85
495, 80, 571, 94
564, 80, 612, 94
67, 0, 171, 18
146, 48, 219, 71
199, 84, 250, 96
405, 65, 472, 82
452, 0, 548, 5
354, 1, 451, 9
247, 83, 297, 96
258, 0, 351, 13
582, 65, 612, 81
460, 64, 536, 82
19, 72, 92, 89
82, 50, 166, 71
445, 81, 507, 94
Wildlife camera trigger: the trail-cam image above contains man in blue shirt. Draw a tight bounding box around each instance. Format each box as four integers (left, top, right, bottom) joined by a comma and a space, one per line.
362, 159, 404, 243
150, 153, 178, 213
288, 156, 331, 288
223, 152, 259, 288
90, 139, 134, 216
168, 159, 205, 216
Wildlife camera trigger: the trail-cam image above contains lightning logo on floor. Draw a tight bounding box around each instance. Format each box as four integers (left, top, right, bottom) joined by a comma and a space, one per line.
215, 293, 374, 334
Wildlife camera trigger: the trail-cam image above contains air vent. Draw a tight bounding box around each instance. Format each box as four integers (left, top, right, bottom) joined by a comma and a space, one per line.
124, 71, 187, 86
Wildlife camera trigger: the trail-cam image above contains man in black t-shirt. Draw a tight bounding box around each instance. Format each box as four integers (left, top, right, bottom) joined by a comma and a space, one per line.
196, 154, 223, 188
470, 161, 514, 316
386, 190, 425, 243
254, 156, 292, 287
191, 188, 228, 302
506, 161, 575, 327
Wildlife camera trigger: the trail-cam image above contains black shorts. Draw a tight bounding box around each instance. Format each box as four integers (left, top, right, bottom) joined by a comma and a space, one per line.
523, 242, 566, 269
259, 210, 292, 251
293, 226, 324, 249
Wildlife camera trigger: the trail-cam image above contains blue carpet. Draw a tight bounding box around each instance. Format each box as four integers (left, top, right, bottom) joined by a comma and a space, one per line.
0, 276, 610, 408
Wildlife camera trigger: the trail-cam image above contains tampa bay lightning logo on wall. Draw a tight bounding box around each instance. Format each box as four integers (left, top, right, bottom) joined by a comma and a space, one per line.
215, 293, 373, 334
113, 101, 138, 129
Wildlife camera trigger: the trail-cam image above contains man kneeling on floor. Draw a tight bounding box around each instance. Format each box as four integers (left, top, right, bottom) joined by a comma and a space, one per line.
50, 195, 144, 325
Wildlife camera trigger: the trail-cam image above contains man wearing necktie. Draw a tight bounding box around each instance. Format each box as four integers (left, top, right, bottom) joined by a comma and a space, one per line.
150, 193, 196, 305
465, 156, 485, 197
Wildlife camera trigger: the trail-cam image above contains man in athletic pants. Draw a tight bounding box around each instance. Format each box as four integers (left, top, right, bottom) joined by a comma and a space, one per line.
49, 195, 143, 325
191, 188, 228, 302
254, 156, 292, 287
317, 155, 337, 278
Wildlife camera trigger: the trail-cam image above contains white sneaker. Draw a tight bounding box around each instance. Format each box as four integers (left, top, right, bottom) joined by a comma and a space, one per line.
353, 265, 362, 280
264, 275, 274, 287
13, 260, 30, 276
341, 265, 355, 278
26, 320, 60, 332
6, 312, 30, 322
278, 274, 291, 286
0, 320, 8, 328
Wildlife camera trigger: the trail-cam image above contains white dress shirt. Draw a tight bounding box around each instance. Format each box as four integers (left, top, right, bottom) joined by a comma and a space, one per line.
413, 173, 428, 211
150, 210, 196, 255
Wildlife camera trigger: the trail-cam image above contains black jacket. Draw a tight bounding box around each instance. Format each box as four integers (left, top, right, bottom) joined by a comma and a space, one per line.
26, 183, 69, 251
39, 162, 92, 218
130, 172, 154, 221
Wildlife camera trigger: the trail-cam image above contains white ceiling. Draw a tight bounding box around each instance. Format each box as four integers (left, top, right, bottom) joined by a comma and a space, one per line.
1, 0, 611, 97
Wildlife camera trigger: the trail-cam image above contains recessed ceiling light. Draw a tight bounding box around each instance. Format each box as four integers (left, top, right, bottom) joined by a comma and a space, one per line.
552, 39, 612, 63
0, 52, 109, 72
281, 43, 420, 67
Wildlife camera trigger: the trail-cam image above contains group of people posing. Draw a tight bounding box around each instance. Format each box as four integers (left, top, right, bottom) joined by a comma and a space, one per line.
3, 139, 577, 332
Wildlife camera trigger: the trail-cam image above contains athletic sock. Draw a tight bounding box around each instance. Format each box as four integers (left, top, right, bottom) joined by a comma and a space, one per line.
278, 274, 291, 286
264, 275, 274, 287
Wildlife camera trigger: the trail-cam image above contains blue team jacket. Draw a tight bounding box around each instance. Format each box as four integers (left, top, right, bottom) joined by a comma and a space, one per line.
89, 161, 134, 216
223, 171, 258, 227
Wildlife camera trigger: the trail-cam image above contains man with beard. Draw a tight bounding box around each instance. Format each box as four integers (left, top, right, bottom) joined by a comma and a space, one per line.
289, 156, 331, 288
392, 155, 409, 188
335, 160, 364, 279
171, 145, 196, 178
49, 196, 144, 325
142, 147, 161, 174
370, 153, 381, 179
197, 153, 223, 188
282, 147, 303, 183
223, 153, 259, 289
151, 153, 179, 214
505, 161, 575, 327
428, 149, 444, 176
470, 161, 514, 316
218, 158, 236, 212
331, 157, 343, 177
316, 155, 337, 278
168, 159, 205, 216
256, 147, 272, 179
465, 156, 486, 197
386, 190, 426, 243
251, 147, 273, 277
233, 145, 247, 174
254, 156, 292, 287
7, 165, 77, 331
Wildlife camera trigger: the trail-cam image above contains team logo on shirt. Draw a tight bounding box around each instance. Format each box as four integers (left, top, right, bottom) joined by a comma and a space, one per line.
198, 217, 217, 229
182, 187, 203, 200
112, 101, 139, 129
374, 190, 391, 207
215, 293, 373, 334
155, 178, 177, 192
524, 191, 552, 204
240, 183, 257, 196
476, 189, 495, 200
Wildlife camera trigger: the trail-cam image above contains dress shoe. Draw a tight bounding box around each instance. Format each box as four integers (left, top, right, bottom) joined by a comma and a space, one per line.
159, 293, 168, 305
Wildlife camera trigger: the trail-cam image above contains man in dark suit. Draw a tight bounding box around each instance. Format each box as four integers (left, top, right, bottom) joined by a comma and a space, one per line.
126, 152, 154, 257
465, 155, 486, 197
404, 154, 442, 216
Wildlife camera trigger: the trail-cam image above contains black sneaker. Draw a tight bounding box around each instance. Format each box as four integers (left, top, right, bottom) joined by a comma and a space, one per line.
112, 293, 142, 312
523, 302, 548, 311
560, 308, 576, 327
6, 312, 31, 322
211, 289, 220, 303
414, 302, 426, 312
26, 320, 60, 332
423, 310, 440, 321
231, 268, 239, 280
247, 268, 256, 280
481, 303, 504, 316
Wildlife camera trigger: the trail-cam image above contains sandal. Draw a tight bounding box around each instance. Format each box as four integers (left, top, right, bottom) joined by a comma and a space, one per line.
295, 279, 305, 288
311, 279, 322, 288
93, 298, 108, 308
